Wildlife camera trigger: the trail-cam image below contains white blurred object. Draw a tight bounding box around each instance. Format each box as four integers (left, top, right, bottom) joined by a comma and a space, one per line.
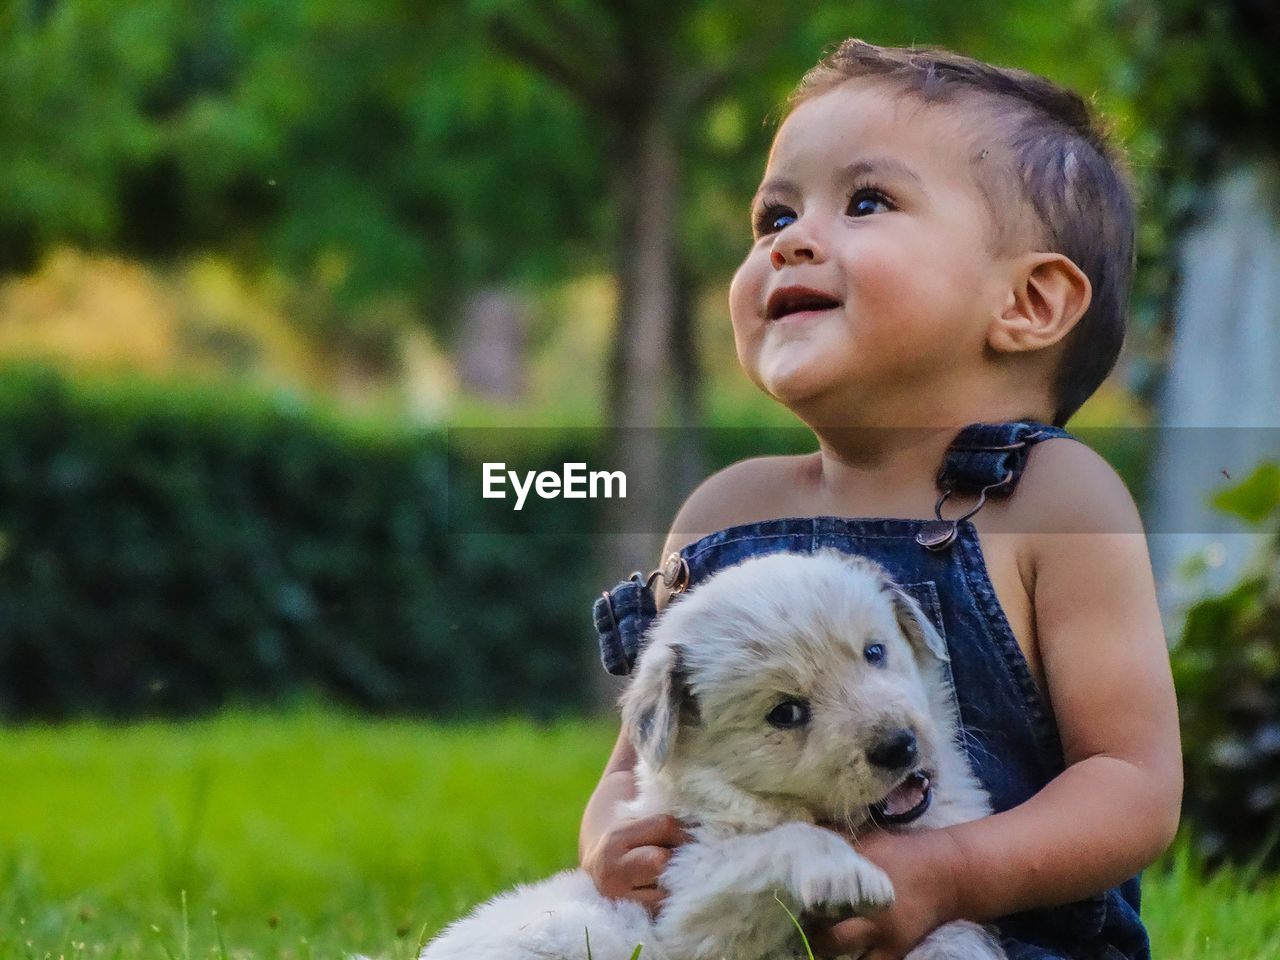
1150, 161, 1280, 632
453, 287, 529, 402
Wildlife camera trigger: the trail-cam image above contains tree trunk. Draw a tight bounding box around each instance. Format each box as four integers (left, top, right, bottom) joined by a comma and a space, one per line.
592, 80, 686, 709
671, 259, 707, 501
605, 104, 680, 554
610, 109, 677, 432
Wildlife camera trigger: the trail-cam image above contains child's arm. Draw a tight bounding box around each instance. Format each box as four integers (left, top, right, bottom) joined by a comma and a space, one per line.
810, 441, 1183, 958
579, 728, 688, 913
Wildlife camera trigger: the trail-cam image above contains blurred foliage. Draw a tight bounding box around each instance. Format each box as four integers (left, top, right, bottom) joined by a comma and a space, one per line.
0, 365, 600, 720
0, 0, 1204, 349
0, 247, 325, 384
0, 0, 169, 266
0, 246, 460, 416
1129, 0, 1279, 174
1, 0, 1266, 429
0, 359, 817, 721
1173, 462, 1280, 867
0, 0, 605, 338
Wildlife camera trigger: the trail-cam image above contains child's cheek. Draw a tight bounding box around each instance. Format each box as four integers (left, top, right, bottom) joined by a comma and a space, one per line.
728, 260, 766, 378
845, 247, 915, 317
848, 243, 953, 328
728, 253, 763, 318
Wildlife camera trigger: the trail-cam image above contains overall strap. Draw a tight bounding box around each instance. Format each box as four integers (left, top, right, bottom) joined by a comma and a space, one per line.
594, 575, 656, 676
936, 418, 1072, 495
593, 553, 689, 676
917, 418, 1072, 551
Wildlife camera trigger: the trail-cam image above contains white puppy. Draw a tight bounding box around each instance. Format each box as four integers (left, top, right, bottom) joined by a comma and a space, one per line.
419, 550, 1005, 960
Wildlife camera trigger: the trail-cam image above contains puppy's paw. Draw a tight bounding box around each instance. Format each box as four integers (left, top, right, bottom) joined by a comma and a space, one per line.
791, 849, 895, 916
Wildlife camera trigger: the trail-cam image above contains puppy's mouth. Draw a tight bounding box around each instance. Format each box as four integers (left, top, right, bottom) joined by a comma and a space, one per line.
870, 770, 932, 826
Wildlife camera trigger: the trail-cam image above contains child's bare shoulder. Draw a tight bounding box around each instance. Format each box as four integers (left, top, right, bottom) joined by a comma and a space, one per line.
1013, 436, 1144, 538
1012, 435, 1159, 667
652, 454, 814, 611
661, 453, 815, 556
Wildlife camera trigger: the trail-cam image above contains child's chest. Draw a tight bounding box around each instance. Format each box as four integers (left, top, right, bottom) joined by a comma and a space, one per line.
969, 526, 1043, 694
712, 463, 1045, 695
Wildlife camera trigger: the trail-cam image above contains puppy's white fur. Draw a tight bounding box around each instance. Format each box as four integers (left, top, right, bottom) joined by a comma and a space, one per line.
420, 550, 1006, 960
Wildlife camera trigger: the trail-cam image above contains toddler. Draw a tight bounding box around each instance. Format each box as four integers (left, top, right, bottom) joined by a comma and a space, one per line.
580, 39, 1181, 960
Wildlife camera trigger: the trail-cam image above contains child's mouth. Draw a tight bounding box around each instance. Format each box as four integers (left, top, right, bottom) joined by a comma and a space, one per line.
766, 286, 842, 321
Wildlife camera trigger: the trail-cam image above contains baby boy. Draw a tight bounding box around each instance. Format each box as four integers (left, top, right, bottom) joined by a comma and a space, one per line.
581, 39, 1182, 960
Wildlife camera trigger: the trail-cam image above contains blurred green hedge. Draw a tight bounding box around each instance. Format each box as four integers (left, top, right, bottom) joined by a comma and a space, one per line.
0, 366, 599, 720
0, 365, 1160, 723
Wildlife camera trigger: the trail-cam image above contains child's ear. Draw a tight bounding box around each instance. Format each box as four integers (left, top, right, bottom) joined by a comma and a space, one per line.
988, 253, 1092, 355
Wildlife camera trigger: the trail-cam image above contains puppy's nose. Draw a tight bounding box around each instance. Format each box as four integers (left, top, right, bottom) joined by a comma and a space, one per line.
867, 729, 917, 770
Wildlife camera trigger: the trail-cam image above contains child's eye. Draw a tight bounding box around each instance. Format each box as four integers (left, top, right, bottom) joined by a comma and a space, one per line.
847, 188, 893, 218
754, 204, 797, 236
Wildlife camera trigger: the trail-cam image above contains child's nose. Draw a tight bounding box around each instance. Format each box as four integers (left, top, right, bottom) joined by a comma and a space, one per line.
770, 229, 820, 268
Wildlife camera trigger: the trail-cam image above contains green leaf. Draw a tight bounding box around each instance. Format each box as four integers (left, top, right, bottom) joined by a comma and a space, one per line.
1210, 463, 1280, 525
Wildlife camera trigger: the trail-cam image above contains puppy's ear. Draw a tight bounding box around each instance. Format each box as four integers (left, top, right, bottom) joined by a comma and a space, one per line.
620, 641, 692, 770
888, 588, 950, 664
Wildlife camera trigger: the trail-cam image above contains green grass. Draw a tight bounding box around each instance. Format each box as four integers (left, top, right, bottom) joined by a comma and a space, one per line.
1, 708, 1277, 959
0, 708, 613, 959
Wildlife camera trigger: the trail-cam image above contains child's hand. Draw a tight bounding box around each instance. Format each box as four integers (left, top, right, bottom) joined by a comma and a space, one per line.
804, 828, 962, 960
581, 814, 692, 916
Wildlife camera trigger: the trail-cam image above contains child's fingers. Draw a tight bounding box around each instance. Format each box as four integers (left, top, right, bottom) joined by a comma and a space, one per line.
584, 816, 691, 903
618, 843, 673, 885
616, 814, 691, 849
628, 884, 667, 918
805, 915, 877, 958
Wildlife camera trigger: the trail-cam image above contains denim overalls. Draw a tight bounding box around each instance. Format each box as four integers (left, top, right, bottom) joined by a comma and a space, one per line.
593, 419, 1149, 960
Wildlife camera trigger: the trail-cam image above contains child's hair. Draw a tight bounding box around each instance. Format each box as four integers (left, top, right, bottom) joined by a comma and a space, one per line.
789, 39, 1135, 427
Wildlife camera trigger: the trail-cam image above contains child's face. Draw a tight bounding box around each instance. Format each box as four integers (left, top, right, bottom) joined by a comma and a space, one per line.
729, 81, 1015, 422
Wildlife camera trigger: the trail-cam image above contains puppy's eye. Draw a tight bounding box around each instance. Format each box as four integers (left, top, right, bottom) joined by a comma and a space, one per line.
864, 643, 887, 666
766, 699, 810, 729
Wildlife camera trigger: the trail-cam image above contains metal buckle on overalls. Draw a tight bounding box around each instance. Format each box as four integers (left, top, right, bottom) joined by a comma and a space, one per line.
613, 552, 690, 595
645, 551, 690, 596
916, 469, 1015, 551
606, 554, 689, 625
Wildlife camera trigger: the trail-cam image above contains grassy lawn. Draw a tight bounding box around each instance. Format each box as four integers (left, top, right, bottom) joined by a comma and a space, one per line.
1, 709, 1277, 959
